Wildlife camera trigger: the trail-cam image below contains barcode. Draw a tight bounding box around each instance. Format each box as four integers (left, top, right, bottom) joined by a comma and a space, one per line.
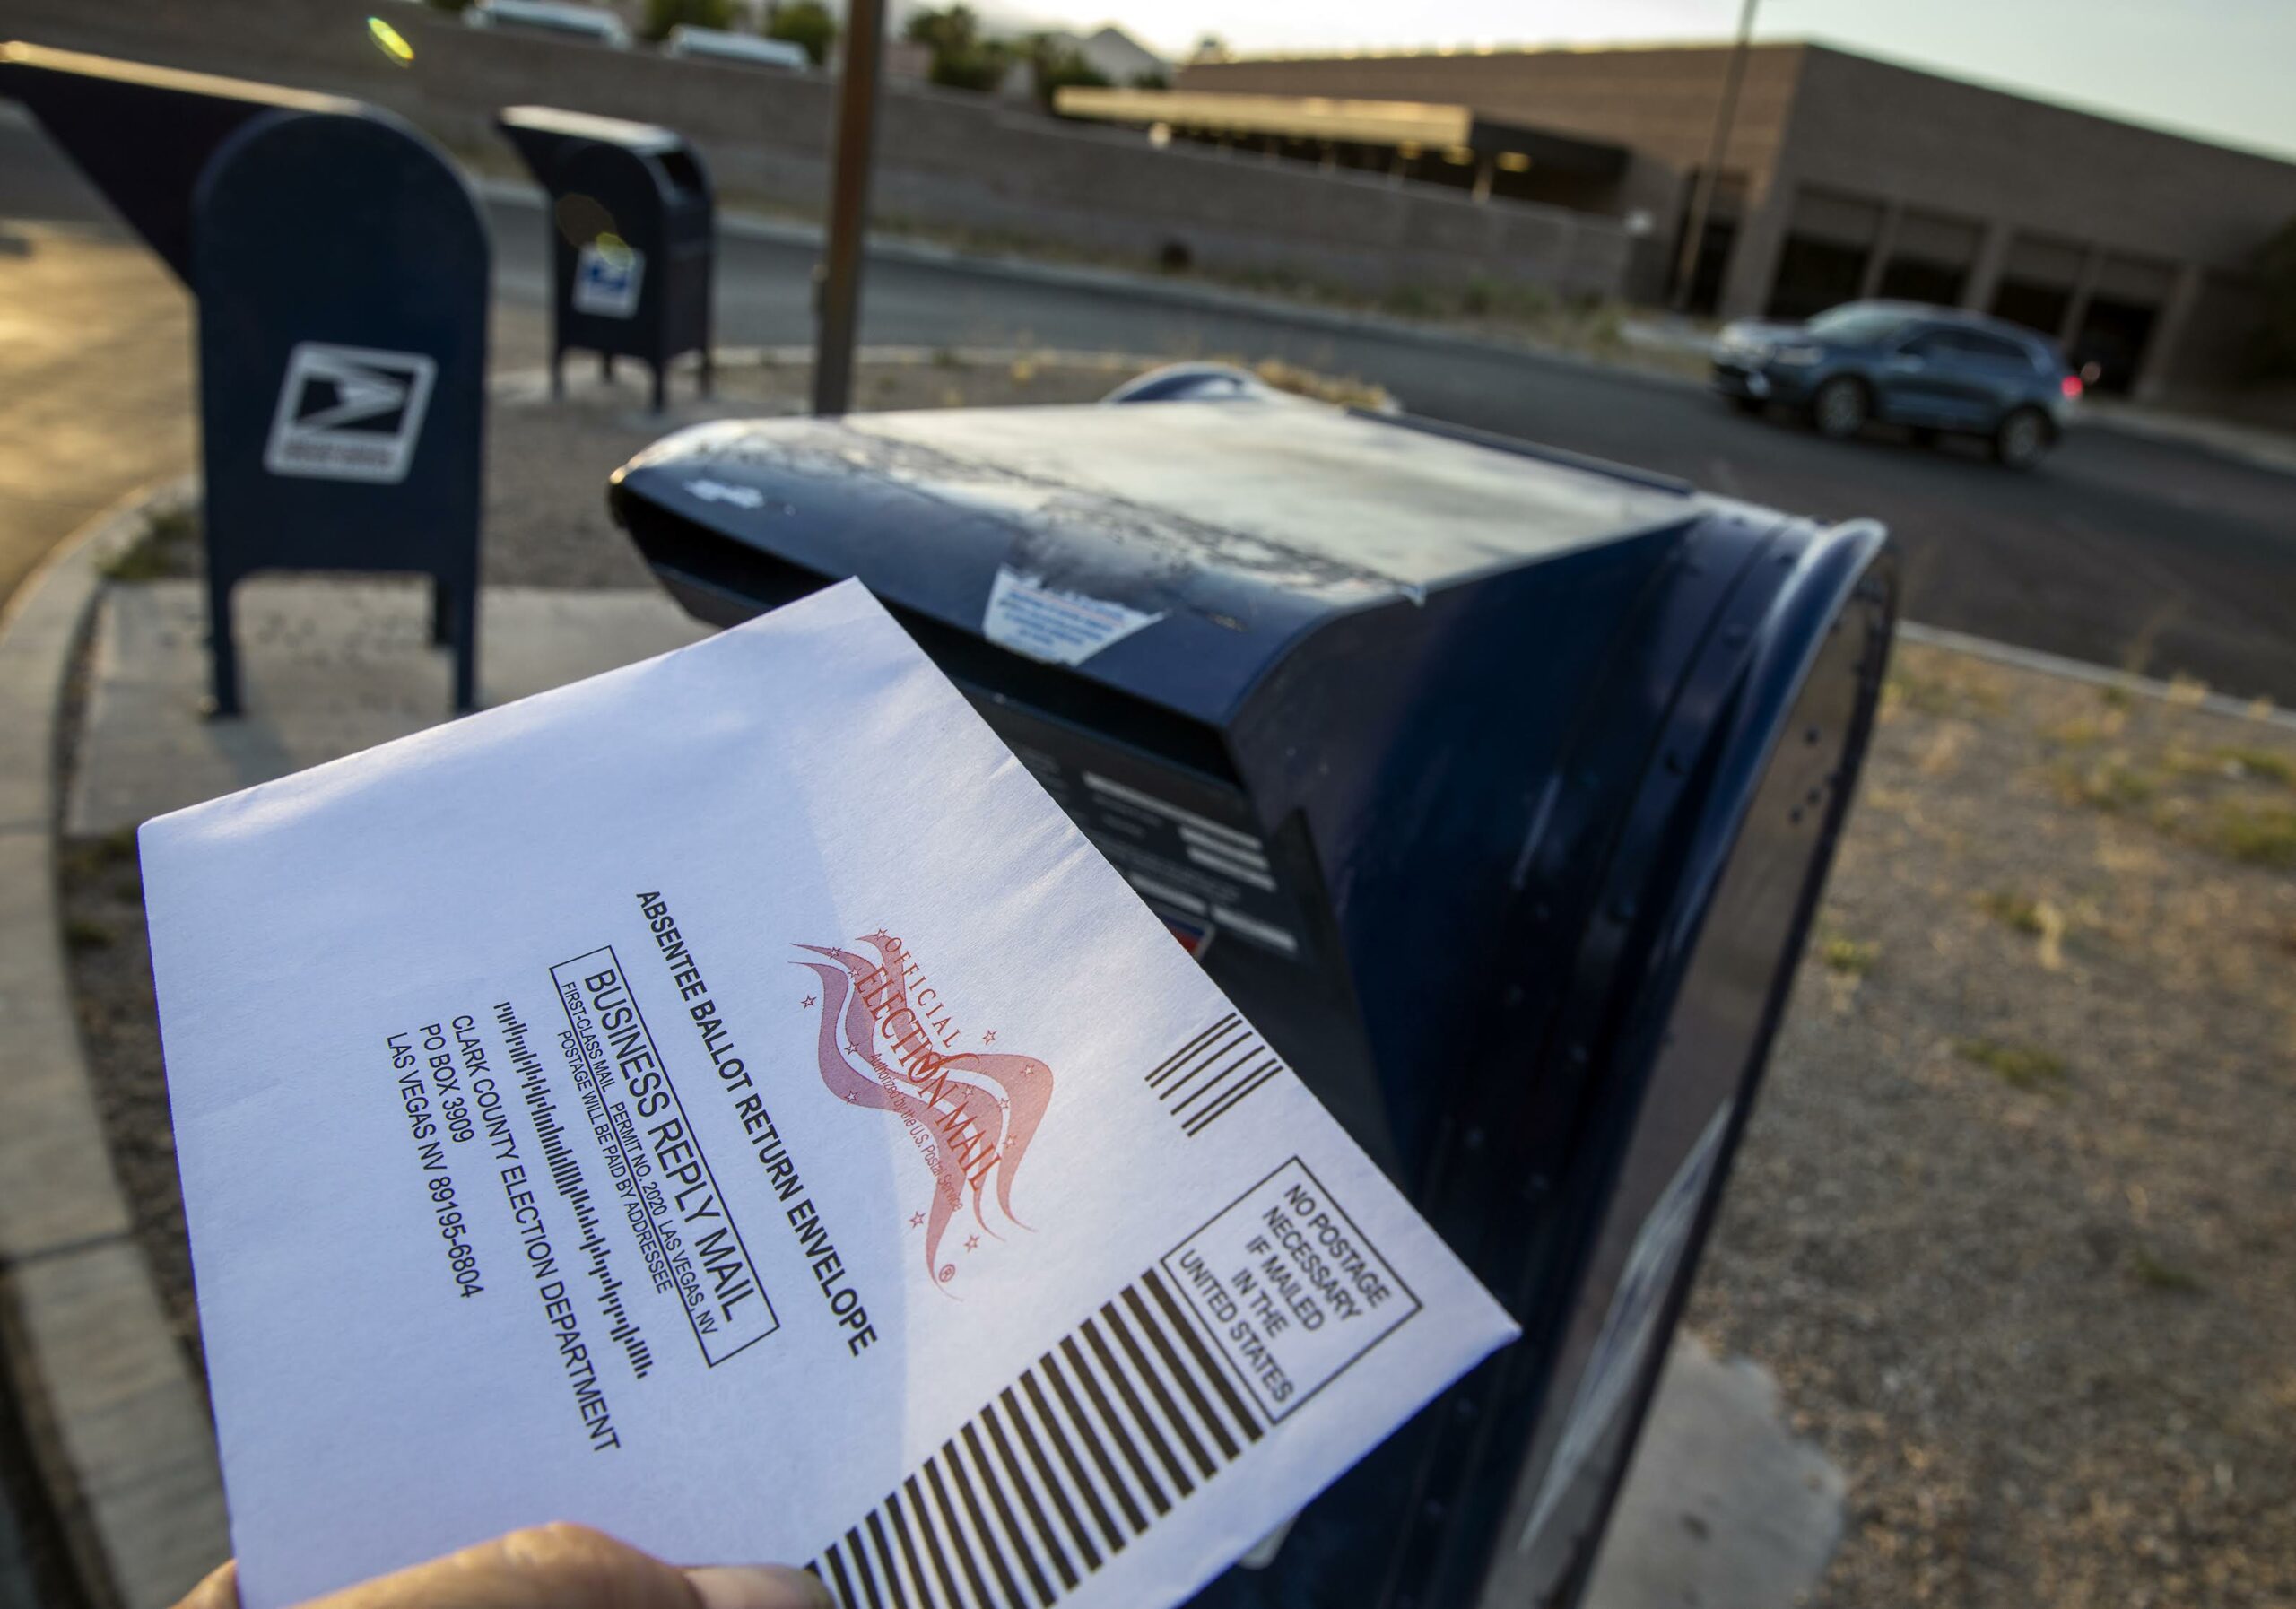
805, 1268, 1265, 1607
1144, 1013, 1286, 1137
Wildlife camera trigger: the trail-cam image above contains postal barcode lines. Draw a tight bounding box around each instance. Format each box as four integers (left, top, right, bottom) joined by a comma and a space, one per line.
806, 1268, 1265, 1607
1144, 1013, 1286, 1137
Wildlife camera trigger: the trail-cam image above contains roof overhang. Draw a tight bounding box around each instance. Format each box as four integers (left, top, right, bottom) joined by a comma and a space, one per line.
1054, 86, 1629, 176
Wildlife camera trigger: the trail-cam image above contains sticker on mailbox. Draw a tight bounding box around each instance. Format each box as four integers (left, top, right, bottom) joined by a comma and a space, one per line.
264, 343, 437, 484
983, 564, 1161, 665
574, 240, 646, 317
1162, 1157, 1422, 1422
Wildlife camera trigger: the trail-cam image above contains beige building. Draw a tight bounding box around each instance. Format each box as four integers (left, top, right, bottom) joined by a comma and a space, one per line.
1178, 42, 2296, 401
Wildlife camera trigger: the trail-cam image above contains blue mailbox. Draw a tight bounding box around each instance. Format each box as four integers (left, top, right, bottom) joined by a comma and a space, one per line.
497, 105, 716, 412
604, 376, 1897, 1608
0, 42, 488, 715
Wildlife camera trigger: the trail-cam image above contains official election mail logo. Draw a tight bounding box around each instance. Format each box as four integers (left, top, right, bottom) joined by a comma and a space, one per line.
573, 239, 646, 317
796, 931, 1052, 1292
263, 342, 437, 484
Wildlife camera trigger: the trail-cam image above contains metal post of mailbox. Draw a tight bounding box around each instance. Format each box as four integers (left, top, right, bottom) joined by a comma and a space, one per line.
496, 107, 718, 413
0, 42, 488, 715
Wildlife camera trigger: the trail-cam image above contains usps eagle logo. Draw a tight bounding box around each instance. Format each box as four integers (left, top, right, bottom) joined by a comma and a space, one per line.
796, 932, 1051, 1292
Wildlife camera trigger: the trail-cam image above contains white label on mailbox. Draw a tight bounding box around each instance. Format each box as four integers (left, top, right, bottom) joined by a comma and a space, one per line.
984, 564, 1162, 665
263, 343, 437, 485
573, 241, 646, 317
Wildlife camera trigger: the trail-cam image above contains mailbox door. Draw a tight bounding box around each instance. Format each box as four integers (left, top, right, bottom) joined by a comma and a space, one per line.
193, 109, 487, 581
1483, 535, 1894, 1605
549, 142, 671, 361
655, 143, 714, 356
1182, 517, 1894, 1609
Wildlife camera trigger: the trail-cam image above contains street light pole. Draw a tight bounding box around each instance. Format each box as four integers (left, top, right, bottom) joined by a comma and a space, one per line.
813, 0, 886, 414
1671, 0, 1758, 313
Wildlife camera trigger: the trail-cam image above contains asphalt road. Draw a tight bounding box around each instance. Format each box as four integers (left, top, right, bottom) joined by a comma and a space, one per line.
4, 117, 2293, 700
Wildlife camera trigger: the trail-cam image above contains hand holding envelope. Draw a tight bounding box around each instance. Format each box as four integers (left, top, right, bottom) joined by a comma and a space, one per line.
142, 581, 1518, 1609
174, 1524, 829, 1609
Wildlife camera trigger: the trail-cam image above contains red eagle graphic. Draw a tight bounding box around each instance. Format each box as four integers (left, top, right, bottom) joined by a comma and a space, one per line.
795, 934, 1051, 1290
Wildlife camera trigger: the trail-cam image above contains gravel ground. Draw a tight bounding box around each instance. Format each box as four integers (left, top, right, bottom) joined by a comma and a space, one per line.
1686, 650, 2296, 1608
52, 364, 2296, 1604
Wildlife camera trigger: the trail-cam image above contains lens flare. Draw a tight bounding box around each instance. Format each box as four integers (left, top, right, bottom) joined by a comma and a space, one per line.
554, 192, 617, 248
367, 16, 415, 65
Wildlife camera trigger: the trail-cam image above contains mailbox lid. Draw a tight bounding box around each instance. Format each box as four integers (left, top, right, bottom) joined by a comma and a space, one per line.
498, 102, 686, 157
0, 41, 355, 282
611, 398, 1700, 727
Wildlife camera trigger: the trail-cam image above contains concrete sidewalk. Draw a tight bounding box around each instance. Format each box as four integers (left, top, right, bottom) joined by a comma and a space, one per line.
65, 581, 709, 835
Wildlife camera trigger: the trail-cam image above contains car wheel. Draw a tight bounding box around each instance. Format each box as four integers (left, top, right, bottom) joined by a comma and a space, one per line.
1994, 407, 2050, 469
1811, 376, 1869, 440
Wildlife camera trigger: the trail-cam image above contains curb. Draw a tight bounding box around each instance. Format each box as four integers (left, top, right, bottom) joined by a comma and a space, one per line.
1894, 621, 2296, 732
0, 475, 227, 1609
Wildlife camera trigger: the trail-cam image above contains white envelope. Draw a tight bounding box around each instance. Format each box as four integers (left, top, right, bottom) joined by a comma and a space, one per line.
142, 579, 1518, 1609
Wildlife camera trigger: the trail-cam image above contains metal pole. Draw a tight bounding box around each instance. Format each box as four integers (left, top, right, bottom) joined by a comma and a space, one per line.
1671, 0, 1758, 313
813, 0, 885, 414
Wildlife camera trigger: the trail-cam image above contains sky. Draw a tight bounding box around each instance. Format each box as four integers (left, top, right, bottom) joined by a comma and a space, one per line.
1036, 0, 2296, 163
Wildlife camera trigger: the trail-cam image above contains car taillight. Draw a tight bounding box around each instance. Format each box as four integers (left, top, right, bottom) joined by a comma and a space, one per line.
2061, 374, 2083, 399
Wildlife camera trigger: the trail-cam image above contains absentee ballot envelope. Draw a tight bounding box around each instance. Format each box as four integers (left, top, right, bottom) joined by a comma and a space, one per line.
143, 579, 1518, 1609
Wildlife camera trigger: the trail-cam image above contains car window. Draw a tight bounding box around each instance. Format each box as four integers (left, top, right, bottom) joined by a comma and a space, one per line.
1806, 305, 1918, 344
1956, 331, 2036, 368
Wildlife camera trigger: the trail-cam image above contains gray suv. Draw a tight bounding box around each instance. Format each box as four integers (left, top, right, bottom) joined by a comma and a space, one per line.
1711, 300, 2082, 468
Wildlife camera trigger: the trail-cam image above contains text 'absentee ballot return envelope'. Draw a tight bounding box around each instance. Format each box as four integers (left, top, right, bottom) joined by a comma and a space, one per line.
141, 579, 1518, 1609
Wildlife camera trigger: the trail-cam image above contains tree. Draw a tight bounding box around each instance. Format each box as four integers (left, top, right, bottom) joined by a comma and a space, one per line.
641, 0, 735, 41
1022, 34, 1109, 111
1127, 68, 1170, 90
902, 4, 1012, 93
1190, 32, 1228, 62
763, 0, 835, 65
2257, 217, 2296, 380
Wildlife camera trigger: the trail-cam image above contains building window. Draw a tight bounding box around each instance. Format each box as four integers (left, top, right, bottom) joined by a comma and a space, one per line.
1874, 209, 1982, 308
1766, 187, 1883, 319
2070, 254, 2177, 396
